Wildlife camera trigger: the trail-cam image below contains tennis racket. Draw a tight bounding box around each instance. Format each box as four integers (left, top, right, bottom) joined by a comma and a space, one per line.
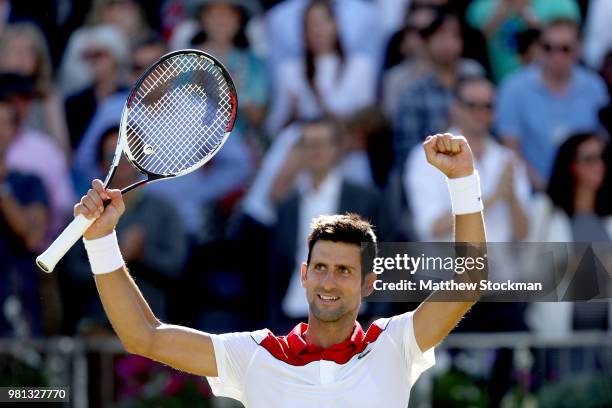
36, 49, 237, 273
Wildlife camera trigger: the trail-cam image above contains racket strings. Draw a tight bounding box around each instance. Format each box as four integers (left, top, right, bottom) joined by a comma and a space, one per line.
125, 54, 233, 176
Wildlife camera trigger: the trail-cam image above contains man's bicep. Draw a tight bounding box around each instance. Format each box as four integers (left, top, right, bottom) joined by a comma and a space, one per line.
414, 301, 473, 352
147, 324, 218, 377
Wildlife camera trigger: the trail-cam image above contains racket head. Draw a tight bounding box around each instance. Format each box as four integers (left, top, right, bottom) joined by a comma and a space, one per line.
117, 49, 238, 181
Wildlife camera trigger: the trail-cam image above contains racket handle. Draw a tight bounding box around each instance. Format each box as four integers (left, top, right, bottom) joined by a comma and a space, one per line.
36, 214, 96, 273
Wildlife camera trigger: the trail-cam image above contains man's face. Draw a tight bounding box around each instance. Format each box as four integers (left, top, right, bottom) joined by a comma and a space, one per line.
426, 17, 462, 66
540, 24, 579, 77
454, 81, 495, 135
301, 123, 339, 176
302, 241, 374, 323
131, 44, 167, 83
200, 4, 241, 44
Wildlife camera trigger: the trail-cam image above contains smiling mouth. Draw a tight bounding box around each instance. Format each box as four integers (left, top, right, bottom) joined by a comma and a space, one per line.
317, 294, 340, 303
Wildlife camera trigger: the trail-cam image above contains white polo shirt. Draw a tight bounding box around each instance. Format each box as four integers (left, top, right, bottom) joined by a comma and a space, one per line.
207, 312, 435, 407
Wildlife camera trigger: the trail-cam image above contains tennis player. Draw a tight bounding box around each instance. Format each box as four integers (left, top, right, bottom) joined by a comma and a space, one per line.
76, 133, 486, 407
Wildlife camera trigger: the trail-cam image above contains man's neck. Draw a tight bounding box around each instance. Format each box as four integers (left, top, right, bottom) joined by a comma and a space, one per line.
542, 68, 572, 94
305, 313, 356, 349
311, 169, 332, 191
434, 63, 457, 89
95, 79, 118, 102
204, 41, 233, 56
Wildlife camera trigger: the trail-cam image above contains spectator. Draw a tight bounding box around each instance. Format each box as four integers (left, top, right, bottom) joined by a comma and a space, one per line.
394, 10, 484, 165
63, 126, 187, 331
404, 77, 530, 405
188, 1, 269, 145
64, 25, 129, 149
405, 76, 530, 242
382, 2, 438, 117
514, 27, 541, 65
496, 18, 609, 190
169, 0, 261, 50
0, 97, 50, 337
598, 50, 612, 137
466, 0, 580, 83
265, 0, 384, 79
73, 35, 167, 187
342, 107, 395, 190
269, 117, 389, 325
0, 23, 70, 154
59, 0, 150, 94
527, 133, 612, 337
0, 73, 74, 236
265, 0, 377, 136
582, 0, 612, 70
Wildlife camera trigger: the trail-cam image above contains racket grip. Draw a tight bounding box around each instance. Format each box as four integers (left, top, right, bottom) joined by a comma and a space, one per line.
36, 214, 96, 273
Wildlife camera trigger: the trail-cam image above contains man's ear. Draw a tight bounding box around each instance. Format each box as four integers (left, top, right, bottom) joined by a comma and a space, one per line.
362, 272, 376, 298
300, 262, 308, 288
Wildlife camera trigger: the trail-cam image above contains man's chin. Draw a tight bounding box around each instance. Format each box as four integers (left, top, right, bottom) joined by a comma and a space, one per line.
310, 304, 345, 323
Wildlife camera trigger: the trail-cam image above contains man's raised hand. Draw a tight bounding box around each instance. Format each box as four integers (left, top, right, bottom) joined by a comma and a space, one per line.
74, 179, 125, 240
423, 133, 475, 179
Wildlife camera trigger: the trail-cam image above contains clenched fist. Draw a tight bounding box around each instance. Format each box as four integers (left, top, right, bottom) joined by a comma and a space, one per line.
423, 133, 475, 179
74, 179, 125, 240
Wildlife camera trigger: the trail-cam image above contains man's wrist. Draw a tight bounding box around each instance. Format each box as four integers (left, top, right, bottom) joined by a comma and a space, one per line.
83, 230, 125, 275
447, 171, 484, 215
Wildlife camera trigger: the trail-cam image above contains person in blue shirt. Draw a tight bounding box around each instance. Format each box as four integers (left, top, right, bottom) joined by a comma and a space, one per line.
496, 18, 609, 190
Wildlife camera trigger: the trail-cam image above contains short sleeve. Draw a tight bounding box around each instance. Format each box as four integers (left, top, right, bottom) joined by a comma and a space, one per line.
385, 312, 435, 386
206, 331, 263, 402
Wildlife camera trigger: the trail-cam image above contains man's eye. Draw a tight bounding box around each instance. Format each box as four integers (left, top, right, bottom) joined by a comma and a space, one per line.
314, 263, 326, 271
339, 267, 350, 274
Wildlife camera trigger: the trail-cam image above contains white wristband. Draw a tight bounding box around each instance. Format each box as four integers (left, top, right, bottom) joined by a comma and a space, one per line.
83, 230, 125, 275
446, 171, 484, 215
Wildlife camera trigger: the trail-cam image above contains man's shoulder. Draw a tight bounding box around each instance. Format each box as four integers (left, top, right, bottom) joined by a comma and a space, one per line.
573, 65, 607, 92
499, 66, 537, 93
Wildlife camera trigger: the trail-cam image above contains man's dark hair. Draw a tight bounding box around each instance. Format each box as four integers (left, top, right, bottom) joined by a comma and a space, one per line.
298, 116, 343, 145
418, 8, 457, 40
306, 213, 378, 279
453, 75, 494, 101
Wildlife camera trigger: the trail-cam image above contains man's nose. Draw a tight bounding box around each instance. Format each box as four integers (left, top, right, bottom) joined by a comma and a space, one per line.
320, 271, 337, 291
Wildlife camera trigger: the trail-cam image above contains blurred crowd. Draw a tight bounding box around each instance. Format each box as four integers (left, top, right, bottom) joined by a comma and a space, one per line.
0, 0, 611, 358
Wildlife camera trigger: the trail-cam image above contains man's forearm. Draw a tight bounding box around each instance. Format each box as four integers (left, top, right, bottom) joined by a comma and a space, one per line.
94, 267, 161, 354
455, 212, 486, 244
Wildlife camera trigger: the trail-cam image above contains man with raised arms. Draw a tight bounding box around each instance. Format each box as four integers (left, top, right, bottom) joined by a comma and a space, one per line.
74, 133, 486, 407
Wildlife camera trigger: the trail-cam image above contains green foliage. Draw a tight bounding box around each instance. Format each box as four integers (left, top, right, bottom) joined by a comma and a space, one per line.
537, 374, 612, 408
0, 355, 47, 387
433, 367, 489, 408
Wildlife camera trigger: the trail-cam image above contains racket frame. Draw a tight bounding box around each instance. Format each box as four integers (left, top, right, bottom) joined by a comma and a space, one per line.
36, 49, 238, 273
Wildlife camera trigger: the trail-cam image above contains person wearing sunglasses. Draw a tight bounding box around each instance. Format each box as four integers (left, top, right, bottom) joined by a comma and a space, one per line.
496, 18, 609, 191
466, 0, 580, 83
405, 75, 529, 244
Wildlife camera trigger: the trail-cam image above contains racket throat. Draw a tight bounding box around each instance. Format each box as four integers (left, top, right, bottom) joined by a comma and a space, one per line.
121, 177, 160, 195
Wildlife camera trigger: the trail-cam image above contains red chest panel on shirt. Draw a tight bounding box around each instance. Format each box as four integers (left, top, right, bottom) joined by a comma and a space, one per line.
258, 321, 384, 366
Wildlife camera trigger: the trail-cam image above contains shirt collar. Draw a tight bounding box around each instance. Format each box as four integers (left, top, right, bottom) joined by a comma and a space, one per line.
286, 321, 365, 356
